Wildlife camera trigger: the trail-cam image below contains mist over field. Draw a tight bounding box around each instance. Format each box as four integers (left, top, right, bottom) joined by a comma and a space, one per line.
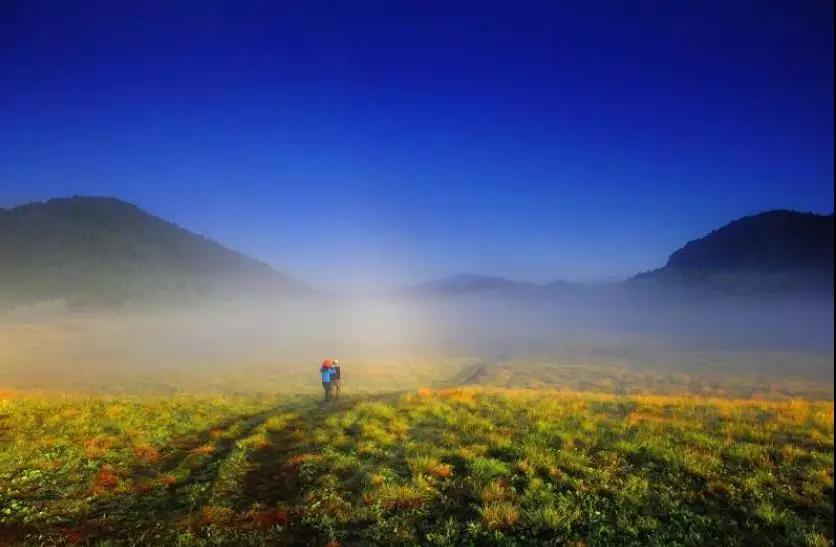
2, 286, 832, 397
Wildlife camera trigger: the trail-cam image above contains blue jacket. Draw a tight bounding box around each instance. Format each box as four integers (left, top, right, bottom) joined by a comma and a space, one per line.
321, 368, 332, 383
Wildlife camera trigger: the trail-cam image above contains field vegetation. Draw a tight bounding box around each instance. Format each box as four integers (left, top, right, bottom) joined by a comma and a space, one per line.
1, 388, 832, 545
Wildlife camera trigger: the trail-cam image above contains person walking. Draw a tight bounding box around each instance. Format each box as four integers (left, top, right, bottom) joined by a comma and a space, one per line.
331, 360, 342, 399
320, 359, 334, 402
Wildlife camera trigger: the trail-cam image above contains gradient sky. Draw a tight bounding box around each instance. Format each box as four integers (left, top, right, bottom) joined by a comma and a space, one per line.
1, 1, 833, 290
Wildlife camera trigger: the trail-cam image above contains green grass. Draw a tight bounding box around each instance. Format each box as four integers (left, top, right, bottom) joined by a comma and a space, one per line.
1, 388, 832, 545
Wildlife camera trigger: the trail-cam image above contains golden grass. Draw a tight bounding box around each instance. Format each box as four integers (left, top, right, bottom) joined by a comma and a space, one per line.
0, 385, 832, 545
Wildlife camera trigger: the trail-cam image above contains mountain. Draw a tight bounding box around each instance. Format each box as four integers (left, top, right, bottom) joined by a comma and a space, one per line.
401, 274, 578, 298
633, 210, 834, 292
0, 196, 307, 309
405, 210, 834, 299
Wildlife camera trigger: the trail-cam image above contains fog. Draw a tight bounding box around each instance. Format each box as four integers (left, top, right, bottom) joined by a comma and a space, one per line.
1, 284, 832, 396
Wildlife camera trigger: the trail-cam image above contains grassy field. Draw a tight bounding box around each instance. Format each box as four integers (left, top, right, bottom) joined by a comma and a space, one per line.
1, 388, 833, 546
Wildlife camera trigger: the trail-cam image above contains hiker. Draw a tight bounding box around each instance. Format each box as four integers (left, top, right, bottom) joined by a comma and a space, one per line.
320, 359, 334, 402
331, 360, 342, 399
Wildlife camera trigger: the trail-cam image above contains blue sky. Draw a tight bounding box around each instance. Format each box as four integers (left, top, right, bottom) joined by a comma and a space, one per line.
1, 1, 833, 290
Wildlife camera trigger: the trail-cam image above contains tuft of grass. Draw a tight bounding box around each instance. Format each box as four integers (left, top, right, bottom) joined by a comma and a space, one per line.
480, 501, 520, 530
470, 457, 511, 483
376, 480, 434, 511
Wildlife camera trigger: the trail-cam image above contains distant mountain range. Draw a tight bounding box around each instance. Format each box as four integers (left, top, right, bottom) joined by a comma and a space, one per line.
404, 274, 541, 297
1, 198, 832, 309
405, 210, 834, 298
0, 196, 307, 309
401, 274, 578, 298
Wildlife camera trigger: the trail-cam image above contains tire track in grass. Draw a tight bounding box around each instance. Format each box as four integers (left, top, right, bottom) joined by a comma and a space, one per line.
161, 402, 296, 472
159, 401, 307, 515
234, 397, 359, 511
4, 403, 294, 545
206, 397, 362, 545
233, 416, 308, 510
112, 395, 375, 527
69, 402, 296, 542
16, 394, 393, 544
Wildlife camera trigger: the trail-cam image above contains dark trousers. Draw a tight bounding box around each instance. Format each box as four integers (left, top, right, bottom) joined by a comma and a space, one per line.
322, 381, 333, 401
332, 379, 341, 399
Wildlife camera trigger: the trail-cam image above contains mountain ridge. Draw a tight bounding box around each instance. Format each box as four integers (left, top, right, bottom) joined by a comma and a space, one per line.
399, 273, 581, 298
405, 209, 833, 298
632, 209, 833, 292
0, 196, 308, 309
2, 199, 832, 307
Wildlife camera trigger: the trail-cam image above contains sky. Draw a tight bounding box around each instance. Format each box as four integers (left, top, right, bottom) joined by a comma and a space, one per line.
1, 1, 833, 290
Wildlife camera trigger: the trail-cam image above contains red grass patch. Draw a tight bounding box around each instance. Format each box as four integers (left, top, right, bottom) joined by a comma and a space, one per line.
382, 496, 426, 511
191, 444, 215, 455
252, 509, 290, 527
286, 453, 318, 468
61, 527, 86, 545
84, 437, 110, 459
160, 474, 177, 487
133, 481, 154, 495
430, 464, 454, 479
133, 445, 160, 463
94, 465, 119, 491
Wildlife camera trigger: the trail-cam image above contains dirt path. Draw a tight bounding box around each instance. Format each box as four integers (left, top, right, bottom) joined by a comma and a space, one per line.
457, 359, 498, 385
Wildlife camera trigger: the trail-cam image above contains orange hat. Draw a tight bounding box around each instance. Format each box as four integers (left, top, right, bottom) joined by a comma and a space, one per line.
321, 359, 334, 367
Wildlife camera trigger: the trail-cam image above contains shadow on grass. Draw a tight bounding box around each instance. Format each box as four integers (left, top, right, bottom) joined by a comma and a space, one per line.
234, 397, 360, 511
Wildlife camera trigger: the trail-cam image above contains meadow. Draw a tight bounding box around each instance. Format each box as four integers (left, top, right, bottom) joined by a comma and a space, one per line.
1, 388, 833, 546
